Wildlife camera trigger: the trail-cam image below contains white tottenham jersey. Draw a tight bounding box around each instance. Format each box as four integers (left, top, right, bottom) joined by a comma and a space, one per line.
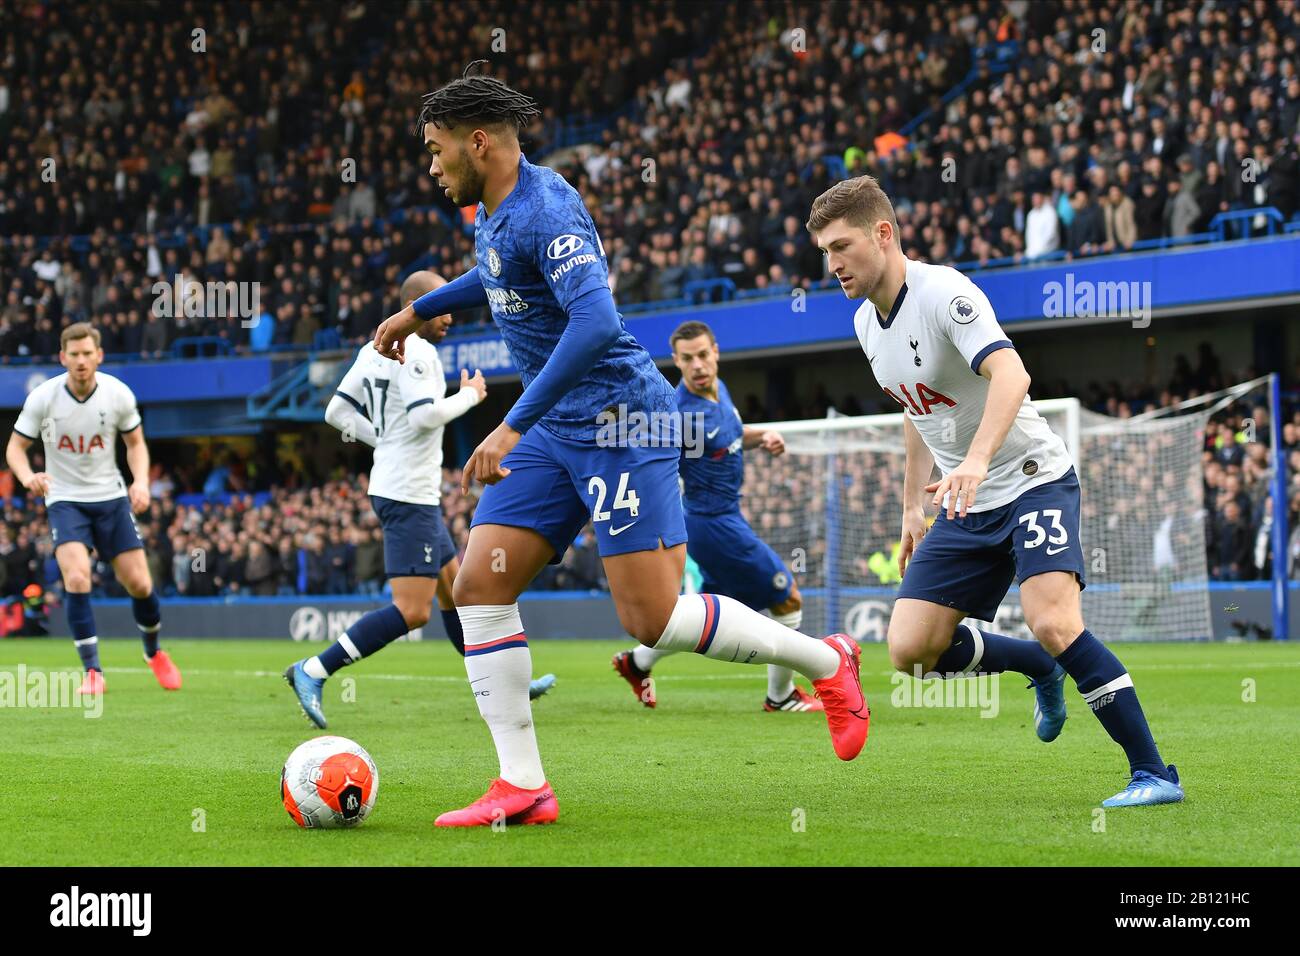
855, 258, 1072, 512
14, 372, 141, 504
335, 336, 448, 506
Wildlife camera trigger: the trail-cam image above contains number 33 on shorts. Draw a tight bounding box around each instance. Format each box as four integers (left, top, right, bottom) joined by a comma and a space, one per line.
1018, 509, 1069, 554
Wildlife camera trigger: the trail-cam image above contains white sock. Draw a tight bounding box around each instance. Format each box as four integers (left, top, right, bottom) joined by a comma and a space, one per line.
458, 604, 545, 790
303, 657, 328, 680
766, 608, 804, 699
654, 594, 837, 679
630, 644, 672, 672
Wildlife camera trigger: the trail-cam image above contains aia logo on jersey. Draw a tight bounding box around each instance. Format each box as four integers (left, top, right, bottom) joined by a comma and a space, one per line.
58, 434, 106, 454
883, 383, 956, 416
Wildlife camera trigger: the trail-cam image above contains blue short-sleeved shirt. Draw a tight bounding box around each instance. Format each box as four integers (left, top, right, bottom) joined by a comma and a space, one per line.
677, 378, 745, 515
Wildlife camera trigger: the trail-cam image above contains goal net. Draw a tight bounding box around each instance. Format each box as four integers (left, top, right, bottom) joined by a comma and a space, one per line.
742, 397, 1216, 643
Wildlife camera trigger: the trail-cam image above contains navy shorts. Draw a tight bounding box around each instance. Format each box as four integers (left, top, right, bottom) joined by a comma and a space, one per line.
369, 496, 458, 578
686, 509, 793, 611
48, 497, 144, 560
471, 424, 688, 564
897, 468, 1087, 622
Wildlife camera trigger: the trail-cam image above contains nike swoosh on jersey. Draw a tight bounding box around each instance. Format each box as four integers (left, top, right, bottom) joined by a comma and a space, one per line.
1045, 545, 1069, 555
608, 522, 638, 536
706, 427, 720, 439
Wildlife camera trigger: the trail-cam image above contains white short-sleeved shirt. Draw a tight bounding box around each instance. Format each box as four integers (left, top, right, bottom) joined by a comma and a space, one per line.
855, 258, 1072, 512
335, 336, 448, 505
14, 372, 141, 504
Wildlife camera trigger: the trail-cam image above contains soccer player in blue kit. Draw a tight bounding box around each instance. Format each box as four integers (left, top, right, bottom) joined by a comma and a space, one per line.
612, 321, 823, 713
375, 65, 869, 827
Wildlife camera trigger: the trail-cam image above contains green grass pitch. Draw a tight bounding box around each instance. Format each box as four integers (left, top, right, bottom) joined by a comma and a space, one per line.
1, 637, 1296, 866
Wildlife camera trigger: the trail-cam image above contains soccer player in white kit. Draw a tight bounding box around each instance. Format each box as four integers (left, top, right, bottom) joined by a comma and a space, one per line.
5, 323, 181, 695
807, 176, 1183, 808
284, 271, 554, 728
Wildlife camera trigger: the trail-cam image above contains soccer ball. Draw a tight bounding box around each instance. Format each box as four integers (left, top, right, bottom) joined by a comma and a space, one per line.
281, 735, 379, 829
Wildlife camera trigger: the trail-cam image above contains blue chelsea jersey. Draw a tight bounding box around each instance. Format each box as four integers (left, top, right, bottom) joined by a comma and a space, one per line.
474, 156, 675, 441
677, 378, 746, 515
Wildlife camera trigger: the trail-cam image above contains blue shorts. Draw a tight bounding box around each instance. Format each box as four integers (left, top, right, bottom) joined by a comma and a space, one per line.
471, 425, 688, 564
48, 497, 143, 560
897, 469, 1087, 622
370, 496, 458, 578
686, 509, 793, 611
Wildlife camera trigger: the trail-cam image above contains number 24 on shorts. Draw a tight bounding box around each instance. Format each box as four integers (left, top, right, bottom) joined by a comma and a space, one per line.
588, 471, 641, 534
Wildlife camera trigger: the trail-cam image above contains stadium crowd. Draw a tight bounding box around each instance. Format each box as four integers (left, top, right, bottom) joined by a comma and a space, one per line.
4, 0, 1300, 360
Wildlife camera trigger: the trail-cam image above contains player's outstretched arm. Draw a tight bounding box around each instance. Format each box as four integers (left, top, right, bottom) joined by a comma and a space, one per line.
462, 286, 621, 493
926, 348, 1031, 518
408, 369, 486, 432
375, 267, 488, 363
502, 285, 621, 435
742, 426, 784, 455
5, 432, 48, 498
899, 414, 934, 575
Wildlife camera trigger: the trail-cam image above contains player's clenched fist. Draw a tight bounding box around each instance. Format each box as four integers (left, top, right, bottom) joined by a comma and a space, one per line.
373, 304, 424, 364
461, 421, 521, 493
128, 481, 150, 514
759, 430, 785, 456
23, 472, 51, 498
898, 506, 927, 576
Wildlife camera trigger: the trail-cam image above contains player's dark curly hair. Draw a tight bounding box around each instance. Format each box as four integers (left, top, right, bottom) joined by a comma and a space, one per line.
412, 60, 541, 136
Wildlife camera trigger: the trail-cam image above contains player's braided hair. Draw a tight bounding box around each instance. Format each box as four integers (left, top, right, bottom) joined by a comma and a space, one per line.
412, 60, 541, 136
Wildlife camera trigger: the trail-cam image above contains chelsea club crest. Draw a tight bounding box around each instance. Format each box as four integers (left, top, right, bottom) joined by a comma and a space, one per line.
486, 247, 502, 277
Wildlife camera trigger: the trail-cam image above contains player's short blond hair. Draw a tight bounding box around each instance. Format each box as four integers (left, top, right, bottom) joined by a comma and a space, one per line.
60, 322, 101, 350
806, 175, 900, 246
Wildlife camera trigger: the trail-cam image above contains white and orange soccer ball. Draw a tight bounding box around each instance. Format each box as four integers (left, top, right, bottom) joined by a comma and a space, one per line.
281, 735, 379, 829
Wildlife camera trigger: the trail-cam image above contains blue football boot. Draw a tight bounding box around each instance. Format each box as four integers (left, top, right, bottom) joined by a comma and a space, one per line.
284, 661, 327, 729
1102, 765, 1184, 807
1029, 663, 1068, 742
529, 673, 557, 701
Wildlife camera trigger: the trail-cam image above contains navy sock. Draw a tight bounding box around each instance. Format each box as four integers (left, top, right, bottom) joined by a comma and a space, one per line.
132, 591, 162, 658
66, 592, 100, 672
317, 605, 408, 675
441, 608, 465, 656
932, 624, 1056, 680
1056, 629, 1167, 779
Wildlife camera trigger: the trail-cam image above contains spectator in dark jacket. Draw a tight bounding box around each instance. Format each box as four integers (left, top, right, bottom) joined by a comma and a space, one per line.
276, 538, 298, 595
1066, 191, 1105, 255
244, 540, 276, 595
305, 536, 330, 594
1211, 501, 1254, 581
325, 528, 353, 594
